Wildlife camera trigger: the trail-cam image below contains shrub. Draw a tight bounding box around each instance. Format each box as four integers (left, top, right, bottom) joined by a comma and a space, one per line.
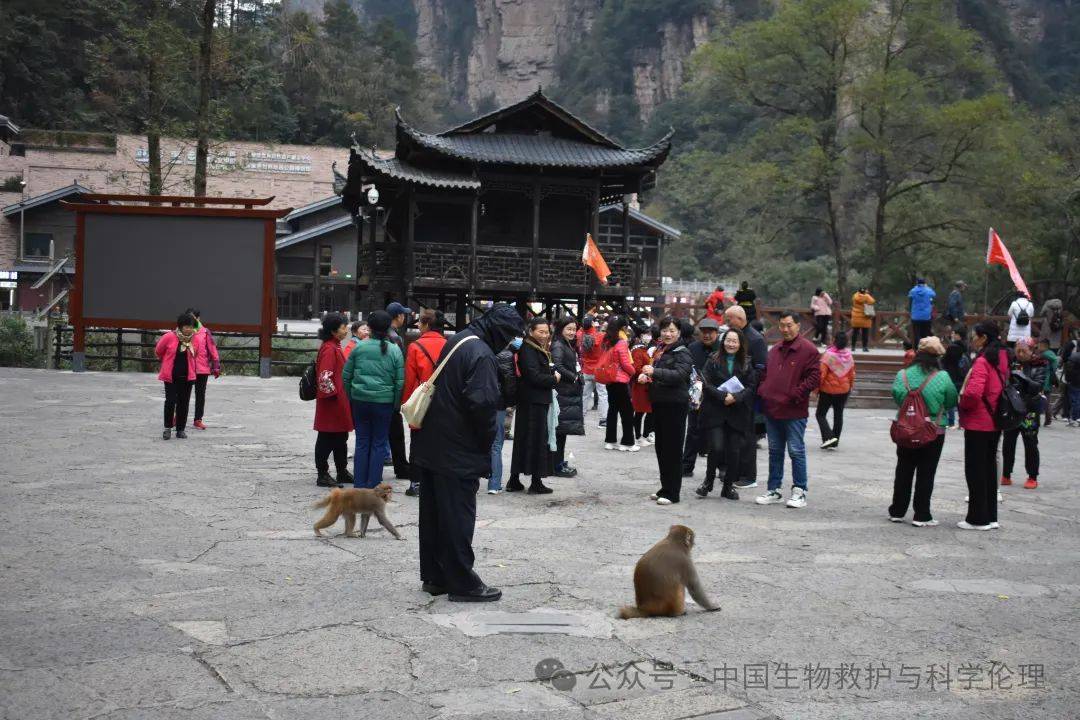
0, 316, 42, 367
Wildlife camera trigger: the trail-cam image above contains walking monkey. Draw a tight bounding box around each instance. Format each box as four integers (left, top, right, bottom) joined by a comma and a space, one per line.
618, 525, 720, 618
312, 483, 404, 539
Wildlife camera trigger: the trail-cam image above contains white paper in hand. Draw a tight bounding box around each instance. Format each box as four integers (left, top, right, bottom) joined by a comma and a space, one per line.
717, 376, 745, 395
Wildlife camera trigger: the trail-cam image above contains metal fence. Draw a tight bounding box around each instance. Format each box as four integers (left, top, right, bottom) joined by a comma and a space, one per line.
51, 325, 320, 375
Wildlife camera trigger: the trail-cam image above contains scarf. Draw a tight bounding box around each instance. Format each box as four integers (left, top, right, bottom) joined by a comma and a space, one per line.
822, 346, 855, 378
175, 328, 195, 355
525, 337, 552, 363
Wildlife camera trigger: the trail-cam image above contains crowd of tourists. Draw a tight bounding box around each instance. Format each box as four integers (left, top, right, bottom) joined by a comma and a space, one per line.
152, 279, 1077, 601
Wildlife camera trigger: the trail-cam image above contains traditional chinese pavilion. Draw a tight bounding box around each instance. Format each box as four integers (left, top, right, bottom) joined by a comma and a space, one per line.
339, 90, 673, 323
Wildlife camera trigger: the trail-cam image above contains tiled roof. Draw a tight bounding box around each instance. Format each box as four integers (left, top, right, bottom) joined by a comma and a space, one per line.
2, 183, 88, 217
284, 196, 342, 222
275, 215, 353, 250
354, 149, 481, 190
398, 111, 672, 169
599, 203, 681, 238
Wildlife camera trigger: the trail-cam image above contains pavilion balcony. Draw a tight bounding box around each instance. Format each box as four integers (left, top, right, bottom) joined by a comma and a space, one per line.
359, 243, 659, 295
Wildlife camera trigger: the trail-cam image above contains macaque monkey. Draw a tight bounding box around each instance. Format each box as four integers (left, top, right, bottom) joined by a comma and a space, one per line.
312, 483, 403, 540
618, 525, 720, 619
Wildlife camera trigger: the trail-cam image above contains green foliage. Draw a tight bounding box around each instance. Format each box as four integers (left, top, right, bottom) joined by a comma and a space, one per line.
1, 176, 23, 191
0, 317, 42, 368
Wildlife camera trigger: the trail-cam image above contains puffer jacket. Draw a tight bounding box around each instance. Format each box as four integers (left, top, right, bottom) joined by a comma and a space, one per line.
600, 337, 635, 384
959, 348, 1009, 432
342, 337, 404, 405
551, 336, 584, 435
496, 348, 518, 409
647, 342, 693, 406
700, 353, 757, 434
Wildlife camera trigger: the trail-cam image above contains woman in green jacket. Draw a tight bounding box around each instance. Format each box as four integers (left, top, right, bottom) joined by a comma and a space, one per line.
343, 310, 405, 488
888, 336, 958, 527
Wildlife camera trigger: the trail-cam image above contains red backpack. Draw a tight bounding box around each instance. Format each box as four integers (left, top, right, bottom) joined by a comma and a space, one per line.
593, 341, 621, 385
890, 370, 942, 449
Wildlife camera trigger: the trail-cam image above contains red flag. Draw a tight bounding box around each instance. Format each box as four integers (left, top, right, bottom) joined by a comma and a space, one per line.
986, 228, 1029, 297
582, 233, 611, 285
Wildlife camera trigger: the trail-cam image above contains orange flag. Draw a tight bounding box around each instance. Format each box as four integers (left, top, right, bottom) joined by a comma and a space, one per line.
986, 228, 1029, 297
582, 233, 611, 285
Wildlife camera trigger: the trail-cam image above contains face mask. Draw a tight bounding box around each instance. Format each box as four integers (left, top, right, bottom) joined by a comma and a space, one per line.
509, 337, 523, 350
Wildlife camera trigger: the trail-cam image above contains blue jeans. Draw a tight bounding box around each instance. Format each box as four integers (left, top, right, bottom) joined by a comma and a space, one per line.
946, 407, 957, 427
351, 401, 394, 488
488, 410, 506, 492
765, 416, 808, 492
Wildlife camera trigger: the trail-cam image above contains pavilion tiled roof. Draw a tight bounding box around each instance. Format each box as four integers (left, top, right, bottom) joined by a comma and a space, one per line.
353, 149, 481, 190
397, 109, 672, 169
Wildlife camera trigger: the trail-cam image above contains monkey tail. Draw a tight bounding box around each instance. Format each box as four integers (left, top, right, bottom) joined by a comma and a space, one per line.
312, 492, 335, 510
617, 605, 645, 620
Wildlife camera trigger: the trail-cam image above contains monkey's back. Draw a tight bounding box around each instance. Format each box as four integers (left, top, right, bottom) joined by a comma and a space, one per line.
632, 542, 687, 607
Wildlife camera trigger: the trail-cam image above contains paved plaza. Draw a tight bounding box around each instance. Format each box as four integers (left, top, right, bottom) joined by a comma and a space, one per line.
1, 367, 1078, 719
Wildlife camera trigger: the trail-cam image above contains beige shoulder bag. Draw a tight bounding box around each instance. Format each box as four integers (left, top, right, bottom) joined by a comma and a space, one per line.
401, 335, 477, 428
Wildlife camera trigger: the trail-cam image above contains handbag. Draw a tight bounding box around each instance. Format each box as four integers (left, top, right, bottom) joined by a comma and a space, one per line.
863, 302, 876, 318
400, 335, 477, 428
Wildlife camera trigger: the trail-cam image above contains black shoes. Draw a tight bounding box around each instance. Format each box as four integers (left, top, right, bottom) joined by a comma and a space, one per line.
720, 484, 740, 501
681, 469, 694, 478
336, 468, 354, 485
449, 584, 502, 603
421, 582, 447, 596
734, 478, 758, 489
528, 482, 553, 494
316, 472, 341, 488
695, 481, 713, 498
554, 462, 577, 478
175, 430, 188, 439
162, 428, 172, 440
505, 477, 525, 493
405, 483, 420, 497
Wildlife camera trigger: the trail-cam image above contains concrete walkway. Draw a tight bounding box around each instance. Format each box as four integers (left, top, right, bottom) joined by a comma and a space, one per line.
1, 368, 1076, 719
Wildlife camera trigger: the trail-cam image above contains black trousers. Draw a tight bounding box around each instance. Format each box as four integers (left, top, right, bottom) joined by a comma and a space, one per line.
964, 430, 1001, 526
739, 430, 758, 483
389, 410, 410, 478
654, 402, 689, 502
813, 315, 830, 343
315, 431, 349, 475
633, 412, 654, 439
164, 381, 192, 429
815, 391, 849, 442
604, 383, 635, 446
912, 320, 933, 345
889, 434, 944, 522
417, 469, 482, 594
853, 326, 870, 351
1002, 426, 1039, 479
705, 424, 743, 489
682, 409, 701, 472
193, 374, 209, 421
555, 433, 567, 466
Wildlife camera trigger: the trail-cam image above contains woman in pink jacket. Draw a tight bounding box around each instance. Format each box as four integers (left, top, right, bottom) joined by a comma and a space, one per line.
601, 316, 639, 451
155, 312, 198, 440
958, 321, 1010, 530
187, 308, 221, 430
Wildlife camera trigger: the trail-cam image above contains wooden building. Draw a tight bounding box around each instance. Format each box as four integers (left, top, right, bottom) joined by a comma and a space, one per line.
339, 90, 673, 322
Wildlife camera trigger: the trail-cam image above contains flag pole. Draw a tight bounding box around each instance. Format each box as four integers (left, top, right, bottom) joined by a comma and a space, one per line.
983, 264, 989, 315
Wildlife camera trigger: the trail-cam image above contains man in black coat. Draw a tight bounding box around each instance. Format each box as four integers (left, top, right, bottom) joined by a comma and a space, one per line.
725, 306, 767, 488
682, 317, 721, 476
410, 304, 525, 602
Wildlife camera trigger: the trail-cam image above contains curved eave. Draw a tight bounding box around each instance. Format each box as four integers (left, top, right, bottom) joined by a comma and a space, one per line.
352, 148, 481, 190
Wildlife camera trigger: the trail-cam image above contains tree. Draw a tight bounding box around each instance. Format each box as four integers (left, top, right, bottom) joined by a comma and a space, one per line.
193, 0, 216, 196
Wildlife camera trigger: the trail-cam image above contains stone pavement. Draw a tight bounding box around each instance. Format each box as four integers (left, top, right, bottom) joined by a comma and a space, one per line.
1, 368, 1077, 720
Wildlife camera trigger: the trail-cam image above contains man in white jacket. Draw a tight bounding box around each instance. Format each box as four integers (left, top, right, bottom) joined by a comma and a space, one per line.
1007, 292, 1036, 347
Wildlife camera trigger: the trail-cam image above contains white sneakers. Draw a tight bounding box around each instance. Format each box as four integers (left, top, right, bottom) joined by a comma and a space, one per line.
755, 489, 806, 507
786, 488, 807, 508
911, 519, 938, 527
962, 493, 1004, 502
638, 436, 652, 446
656, 497, 673, 506
956, 521, 992, 531
604, 443, 617, 451
623, 444, 641, 453
487, 489, 501, 495
888, 516, 905, 523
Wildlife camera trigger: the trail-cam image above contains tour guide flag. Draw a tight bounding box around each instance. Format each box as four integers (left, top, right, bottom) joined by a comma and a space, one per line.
986, 228, 1030, 297
582, 233, 611, 285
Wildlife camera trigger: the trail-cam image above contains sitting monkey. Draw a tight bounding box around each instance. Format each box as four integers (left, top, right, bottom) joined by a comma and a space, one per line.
312, 483, 404, 540
618, 524, 720, 619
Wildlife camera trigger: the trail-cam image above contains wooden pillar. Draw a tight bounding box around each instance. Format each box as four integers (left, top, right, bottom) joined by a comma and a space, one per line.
259, 219, 275, 378
405, 190, 416, 303
621, 198, 630, 253
71, 211, 86, 372
469, 194, 478, 317
531, 180, 541, 293
312, 241, 321, 319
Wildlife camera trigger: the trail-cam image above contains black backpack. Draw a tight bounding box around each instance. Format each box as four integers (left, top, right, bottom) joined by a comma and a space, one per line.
993, 370, 1027, 431
1016, 303, 1030, 327
299, 360, 317, 401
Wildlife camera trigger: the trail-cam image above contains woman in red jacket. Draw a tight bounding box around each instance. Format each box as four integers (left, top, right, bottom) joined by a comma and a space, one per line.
958, 321, 1010, 530
600, 315, 638, 451
630, 327, 654, 445
314, 313, 353, 488
402, 309, 447, 496
156, 312, 198, 440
